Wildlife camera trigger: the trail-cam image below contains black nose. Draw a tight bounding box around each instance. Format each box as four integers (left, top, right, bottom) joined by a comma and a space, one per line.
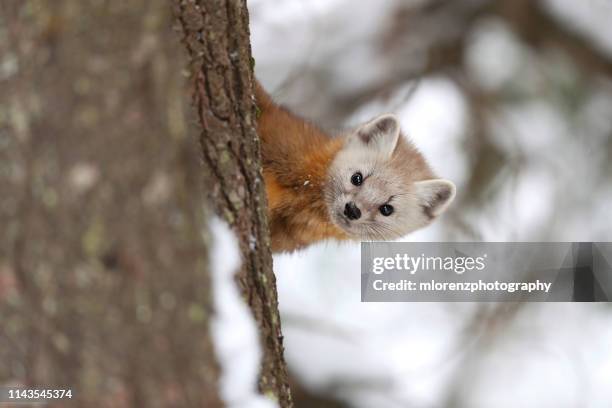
344, 202, 361, 220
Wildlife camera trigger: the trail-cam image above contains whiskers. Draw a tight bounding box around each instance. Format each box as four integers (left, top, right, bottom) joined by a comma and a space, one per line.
360, 221, 404, 241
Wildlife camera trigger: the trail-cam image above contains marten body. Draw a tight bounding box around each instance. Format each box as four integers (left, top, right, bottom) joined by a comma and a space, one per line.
255, 82, 455, 253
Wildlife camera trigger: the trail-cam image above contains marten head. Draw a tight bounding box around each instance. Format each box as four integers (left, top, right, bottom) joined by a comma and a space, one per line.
324, 114, 455, 241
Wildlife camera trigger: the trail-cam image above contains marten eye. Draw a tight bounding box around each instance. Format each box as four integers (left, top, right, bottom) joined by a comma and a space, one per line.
351, 172, 363, 186
379, 204, 394, 216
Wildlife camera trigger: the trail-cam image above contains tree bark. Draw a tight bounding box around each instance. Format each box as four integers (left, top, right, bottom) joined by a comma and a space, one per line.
173, 1, 293, 406
0, 1, 222, 406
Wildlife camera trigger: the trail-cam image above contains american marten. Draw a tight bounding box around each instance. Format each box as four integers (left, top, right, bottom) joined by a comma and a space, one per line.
255, 81, 455, 253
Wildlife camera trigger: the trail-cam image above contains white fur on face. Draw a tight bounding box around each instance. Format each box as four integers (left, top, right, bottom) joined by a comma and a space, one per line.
324, 114, 456, 241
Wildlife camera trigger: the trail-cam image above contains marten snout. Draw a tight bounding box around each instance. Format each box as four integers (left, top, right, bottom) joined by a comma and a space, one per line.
344, 202, 361, 220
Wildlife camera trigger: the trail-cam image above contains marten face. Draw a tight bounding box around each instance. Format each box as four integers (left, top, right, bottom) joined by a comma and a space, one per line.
324, 114, 456, 241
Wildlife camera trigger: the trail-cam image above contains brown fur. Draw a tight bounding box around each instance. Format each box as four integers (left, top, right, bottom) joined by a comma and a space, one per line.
255, 81, 348, 252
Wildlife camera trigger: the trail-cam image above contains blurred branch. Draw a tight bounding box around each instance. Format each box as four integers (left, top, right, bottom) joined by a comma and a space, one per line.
442, 302, 526, 406
290, 378, 350, 408
493, 0, 612, 78
331, 0, 491, 121
281, 313, 361, 343
325, 0, 612, 124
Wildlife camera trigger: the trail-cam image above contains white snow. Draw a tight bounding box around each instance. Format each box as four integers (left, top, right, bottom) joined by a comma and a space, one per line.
209, 217, 278, 408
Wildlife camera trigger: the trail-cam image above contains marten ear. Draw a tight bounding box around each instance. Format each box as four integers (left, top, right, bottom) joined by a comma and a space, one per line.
414, 179, 456, 219
350, 114, 400, 159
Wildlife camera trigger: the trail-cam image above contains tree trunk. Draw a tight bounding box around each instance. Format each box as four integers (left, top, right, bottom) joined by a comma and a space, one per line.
0, 1, 222, 406
173, 1, 293, 407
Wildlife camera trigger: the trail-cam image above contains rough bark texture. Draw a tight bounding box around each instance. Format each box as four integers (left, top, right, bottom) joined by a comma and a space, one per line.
173, 0, 293, 406
0, 1, 222, 406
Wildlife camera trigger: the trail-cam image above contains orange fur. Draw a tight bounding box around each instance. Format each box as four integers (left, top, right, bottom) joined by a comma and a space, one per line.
255, 81, 349, 252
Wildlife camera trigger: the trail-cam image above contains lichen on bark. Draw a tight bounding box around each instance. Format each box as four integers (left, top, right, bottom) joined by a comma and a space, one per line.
0, 1, 222, 406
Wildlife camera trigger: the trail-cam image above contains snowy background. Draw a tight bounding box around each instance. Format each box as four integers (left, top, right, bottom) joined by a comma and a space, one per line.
245, 0, 612, 406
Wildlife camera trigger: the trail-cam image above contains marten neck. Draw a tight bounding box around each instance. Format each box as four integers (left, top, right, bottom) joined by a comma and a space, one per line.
262, 132, 348, 253
254, 81, 349, 252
